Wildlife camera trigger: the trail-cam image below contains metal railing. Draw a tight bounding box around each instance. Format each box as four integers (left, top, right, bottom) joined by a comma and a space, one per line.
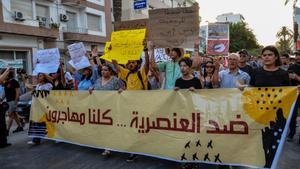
62, 27, 88, 34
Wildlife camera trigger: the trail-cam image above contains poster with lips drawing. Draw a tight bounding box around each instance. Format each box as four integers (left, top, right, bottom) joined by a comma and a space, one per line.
206, 40, 229, 55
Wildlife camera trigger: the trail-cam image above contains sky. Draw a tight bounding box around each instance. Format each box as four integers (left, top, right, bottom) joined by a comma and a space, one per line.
198, 0, 295, 46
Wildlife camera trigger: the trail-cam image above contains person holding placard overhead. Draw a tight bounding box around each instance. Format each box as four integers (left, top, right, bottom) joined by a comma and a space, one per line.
111, 41, 150, 162
112, 41, 150, 91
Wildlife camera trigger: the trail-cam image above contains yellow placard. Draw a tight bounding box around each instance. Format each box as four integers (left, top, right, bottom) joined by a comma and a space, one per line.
184, 53, 191, 58
29, 87, 298, 168
100, 42, 112, 62
109, 29, 146, 64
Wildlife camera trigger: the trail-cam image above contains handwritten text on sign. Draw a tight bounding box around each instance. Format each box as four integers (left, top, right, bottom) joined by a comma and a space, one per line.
29, 88, 298, 168
148, 5, 199, 48
67, 42, 90, 70
110, 29, 146, 64
33, 48, 60, 75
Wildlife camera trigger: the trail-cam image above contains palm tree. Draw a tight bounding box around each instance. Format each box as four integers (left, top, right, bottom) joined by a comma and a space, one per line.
284, 0, 298, 50
276, 26, 293, 52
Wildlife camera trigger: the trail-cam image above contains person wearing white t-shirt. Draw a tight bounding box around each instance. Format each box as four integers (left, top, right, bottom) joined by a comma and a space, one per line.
28, 73, 52, 145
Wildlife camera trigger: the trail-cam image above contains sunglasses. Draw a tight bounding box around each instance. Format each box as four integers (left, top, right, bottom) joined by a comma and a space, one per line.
206, 66, 214, 68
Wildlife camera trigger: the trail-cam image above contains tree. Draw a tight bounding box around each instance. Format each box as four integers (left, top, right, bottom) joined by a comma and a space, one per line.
229, 22, 260, 53
276, 26, 293, 53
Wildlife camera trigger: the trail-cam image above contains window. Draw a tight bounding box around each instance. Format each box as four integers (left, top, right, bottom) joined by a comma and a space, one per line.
87, 14, 102, 32
11, 0, 33, 19
36, 4, 49, 18
66, 11, 77, 30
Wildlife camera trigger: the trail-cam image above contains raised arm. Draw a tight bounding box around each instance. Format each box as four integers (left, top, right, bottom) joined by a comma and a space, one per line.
0, 67, 10, 83
212, 59, 220, 88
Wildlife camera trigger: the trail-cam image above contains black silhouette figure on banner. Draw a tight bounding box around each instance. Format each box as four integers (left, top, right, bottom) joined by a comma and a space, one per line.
204, 153, 210, 161
196, 140, 201, 147
207, 140, 213, 149
214, 153, 222, 163
181, 153, 187, 161
32, 90, 50, 98
193, 153, 199, 160
185, 141, 191, 149
262, 108, 286, 168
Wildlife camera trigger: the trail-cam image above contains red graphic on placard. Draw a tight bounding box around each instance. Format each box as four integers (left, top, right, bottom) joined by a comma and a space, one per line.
206, 40, 229, 55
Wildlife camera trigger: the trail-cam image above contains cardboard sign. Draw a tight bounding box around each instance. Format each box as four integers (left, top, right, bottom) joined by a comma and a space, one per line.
114, 19, 148, 31
148, 4, 199, 48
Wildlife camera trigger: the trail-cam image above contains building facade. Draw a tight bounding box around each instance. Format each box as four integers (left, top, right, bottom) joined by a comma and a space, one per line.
216, 12, 244, 24
121, 0, 197, 21
0, 0, 113, 74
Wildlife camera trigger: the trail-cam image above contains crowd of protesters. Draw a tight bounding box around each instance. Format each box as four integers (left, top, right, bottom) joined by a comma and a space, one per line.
0, 43, 299, 168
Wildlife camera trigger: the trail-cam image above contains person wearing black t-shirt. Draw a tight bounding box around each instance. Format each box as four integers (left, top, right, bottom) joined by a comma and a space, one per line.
175, 58, 202, 91
250, 46, 290, 87
287, 51, 300, 142
238, 50, 254, 78
4, 70, 24, 134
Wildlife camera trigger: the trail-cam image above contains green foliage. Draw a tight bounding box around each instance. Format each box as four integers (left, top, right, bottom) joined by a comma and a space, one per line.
275, 26, 293, 53
229, 22, 260, 53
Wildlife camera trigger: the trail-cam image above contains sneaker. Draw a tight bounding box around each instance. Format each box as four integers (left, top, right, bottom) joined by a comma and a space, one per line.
27, 140, 40, 145
126, 154, 137, 162
12, 127, 23, 133
101, 150, 111, 157
0, 143, 12, 149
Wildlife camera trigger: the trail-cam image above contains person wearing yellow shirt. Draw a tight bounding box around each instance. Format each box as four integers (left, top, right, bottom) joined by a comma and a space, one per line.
112, 46, 150, 90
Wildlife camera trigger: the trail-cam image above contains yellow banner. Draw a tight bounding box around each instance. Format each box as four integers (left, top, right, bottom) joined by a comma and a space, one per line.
109, 29, 146, 64
29, 87, 298, 168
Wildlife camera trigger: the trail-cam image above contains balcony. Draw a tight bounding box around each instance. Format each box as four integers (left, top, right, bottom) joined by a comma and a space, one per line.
62, 27, 108, 43
61, 0, 87, 8
62, 27, 88, 34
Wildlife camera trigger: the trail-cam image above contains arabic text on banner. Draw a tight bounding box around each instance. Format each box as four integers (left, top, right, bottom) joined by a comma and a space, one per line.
29, 88, 298, 169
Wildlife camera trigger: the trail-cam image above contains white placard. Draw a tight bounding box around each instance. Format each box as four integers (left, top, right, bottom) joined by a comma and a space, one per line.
33, 48, 60, 75
67, 42, 90, 70
154, 48, 171, 63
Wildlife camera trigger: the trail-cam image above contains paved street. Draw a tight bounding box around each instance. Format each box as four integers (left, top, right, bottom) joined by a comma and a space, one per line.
0, 124, 299, 169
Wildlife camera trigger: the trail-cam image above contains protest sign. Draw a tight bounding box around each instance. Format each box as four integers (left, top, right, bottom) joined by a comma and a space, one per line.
208, 23, 230, 39
154, 48, 171, 63
33, 48, 60, 75
100, 42, 112, 62
109, 29, 146, 64
29, 87, 298, 169
67, 42, 90, 70
206, 40, 229, 55
114, 19, 148, 31
0, 59, 23, 69
148, 4, 199, 48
